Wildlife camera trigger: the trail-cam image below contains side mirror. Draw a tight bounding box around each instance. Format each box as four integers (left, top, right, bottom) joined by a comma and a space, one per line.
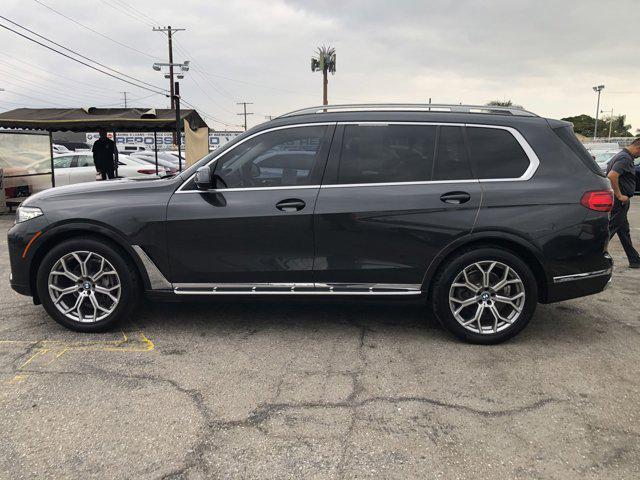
194, 166, 212, 191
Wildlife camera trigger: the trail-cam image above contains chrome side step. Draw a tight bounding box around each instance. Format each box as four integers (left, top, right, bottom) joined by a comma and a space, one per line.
173, 283, 422, 296
131, 245, 423, 296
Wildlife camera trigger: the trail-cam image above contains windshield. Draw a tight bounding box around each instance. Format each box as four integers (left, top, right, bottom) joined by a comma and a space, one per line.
593, 151, 618, 164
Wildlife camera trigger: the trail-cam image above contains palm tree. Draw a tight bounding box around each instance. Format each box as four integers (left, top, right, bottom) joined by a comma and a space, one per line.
311, 46, 336, 105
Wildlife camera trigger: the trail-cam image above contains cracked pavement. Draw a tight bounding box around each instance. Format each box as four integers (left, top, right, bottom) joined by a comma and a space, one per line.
0, 212, 639, 479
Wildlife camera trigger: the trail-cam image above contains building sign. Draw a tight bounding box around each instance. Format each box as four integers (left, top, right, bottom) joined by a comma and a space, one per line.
86, 131, 242, 151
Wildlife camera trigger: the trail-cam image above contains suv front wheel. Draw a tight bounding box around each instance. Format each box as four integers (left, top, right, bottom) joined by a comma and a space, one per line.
432, 247, 537, 344
36, 237, 140, 332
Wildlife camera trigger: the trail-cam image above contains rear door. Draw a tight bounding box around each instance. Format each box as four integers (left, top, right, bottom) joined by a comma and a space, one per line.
69, 154, 98, 184
313, 122, 482, 291
52, 155, 72, 186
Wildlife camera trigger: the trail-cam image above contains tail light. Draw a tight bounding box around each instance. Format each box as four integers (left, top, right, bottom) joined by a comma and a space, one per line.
137, 168, 160, 175
581, 190, 614, 212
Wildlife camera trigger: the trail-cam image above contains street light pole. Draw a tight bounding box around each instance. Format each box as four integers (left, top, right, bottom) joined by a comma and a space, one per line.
592, 85, 605, 140
601, 108, 614, 141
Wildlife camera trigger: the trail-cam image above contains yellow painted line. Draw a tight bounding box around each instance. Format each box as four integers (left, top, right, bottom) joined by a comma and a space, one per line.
6, 374, 27, 385
19, 349, 48, 369
47, 347, 68, 365
139, 331, 155, 351
0, 330, 155, 356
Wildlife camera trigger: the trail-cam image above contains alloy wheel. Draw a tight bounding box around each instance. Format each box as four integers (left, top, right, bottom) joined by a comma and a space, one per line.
48, 251, 121, 323
448, 260, 525, 334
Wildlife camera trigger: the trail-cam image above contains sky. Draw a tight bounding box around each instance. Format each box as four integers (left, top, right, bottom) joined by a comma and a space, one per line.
1, 0, 639, 133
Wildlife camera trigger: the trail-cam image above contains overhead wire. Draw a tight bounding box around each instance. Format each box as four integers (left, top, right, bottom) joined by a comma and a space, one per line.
0, 15, 167, 95
0, 50, 128, 98
32, 0, 161, 61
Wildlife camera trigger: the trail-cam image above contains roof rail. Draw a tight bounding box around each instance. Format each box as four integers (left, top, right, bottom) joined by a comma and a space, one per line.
278, 103, 538, 118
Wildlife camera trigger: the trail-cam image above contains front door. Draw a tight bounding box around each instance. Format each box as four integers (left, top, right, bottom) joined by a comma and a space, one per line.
166, 124, 335, 288
313, 123, 482, 291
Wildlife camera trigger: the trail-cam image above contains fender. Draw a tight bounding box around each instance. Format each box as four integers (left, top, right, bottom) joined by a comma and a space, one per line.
26, 219, 154, 292
421, 229, 549, 293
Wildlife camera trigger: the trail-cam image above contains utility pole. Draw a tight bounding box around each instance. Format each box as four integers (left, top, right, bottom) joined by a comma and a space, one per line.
153, 26, 185, 110
122, 91, 129, 108
601, 108, 614, 141
592, 84, 605, 140
237, 102, 253, 131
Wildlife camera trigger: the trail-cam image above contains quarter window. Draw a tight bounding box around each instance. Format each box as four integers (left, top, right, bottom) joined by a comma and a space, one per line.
214, 126, 328, 188
433, 126, 473, 180
338, 125, 436, 184
466, 127, 529, 179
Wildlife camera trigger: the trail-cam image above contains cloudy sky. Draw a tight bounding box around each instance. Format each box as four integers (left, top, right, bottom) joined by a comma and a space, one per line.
1, 0, 639, 132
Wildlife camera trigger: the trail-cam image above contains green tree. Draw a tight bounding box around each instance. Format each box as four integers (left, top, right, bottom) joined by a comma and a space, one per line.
486, 100, 523, 109
562, 114, 633, 138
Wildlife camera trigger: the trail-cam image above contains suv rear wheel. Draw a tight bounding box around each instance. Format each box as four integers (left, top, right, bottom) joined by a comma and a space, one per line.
36, 237, 140, 332
432, 247, 537, 344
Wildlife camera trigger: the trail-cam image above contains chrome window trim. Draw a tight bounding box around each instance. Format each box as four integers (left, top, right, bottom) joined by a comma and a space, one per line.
465, 123, 541, 182
176, 121, 540, 192
176, 122, 336, 193
320, 121, 539, 188
552, 268, 612, 284
321, 179, 479, 189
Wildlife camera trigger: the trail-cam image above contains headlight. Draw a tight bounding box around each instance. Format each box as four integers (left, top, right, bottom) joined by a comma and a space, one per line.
16, 206, 44, 223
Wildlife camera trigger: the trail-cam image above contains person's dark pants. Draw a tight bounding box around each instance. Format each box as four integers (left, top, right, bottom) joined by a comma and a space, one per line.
100, 168, 115, 180
609, 198, 640, 265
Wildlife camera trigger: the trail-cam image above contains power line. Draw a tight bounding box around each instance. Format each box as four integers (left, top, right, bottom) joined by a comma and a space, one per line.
98, 0, 156, 28
0, 16, 167, 95
2, 89, 68, 107
0, 70, 120, 105
32, 0, 161, 60
181, 97, 244, 129
0, 51, 127, 98
112, 0, 161, 26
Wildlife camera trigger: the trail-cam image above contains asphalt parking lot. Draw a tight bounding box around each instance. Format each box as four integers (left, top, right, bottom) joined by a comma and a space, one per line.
0, 211, 639, 480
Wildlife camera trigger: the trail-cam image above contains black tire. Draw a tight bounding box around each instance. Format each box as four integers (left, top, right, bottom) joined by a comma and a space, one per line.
432, 247, 537, 344
36, 237, 140, 332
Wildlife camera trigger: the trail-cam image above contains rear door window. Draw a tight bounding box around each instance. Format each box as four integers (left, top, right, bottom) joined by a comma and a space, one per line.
337, 124, 436, 184
53, 156, 72, 168
466, 127, 530, 179
432, 126, 473, 180
76, 155, 94, 167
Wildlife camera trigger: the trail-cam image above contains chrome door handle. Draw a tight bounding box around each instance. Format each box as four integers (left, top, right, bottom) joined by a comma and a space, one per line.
276, 199, 306, 212
440, 192, 471, 204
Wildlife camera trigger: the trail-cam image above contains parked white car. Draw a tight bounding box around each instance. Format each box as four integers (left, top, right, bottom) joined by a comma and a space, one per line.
52, 153, 167, 186
117, 145, 150, 154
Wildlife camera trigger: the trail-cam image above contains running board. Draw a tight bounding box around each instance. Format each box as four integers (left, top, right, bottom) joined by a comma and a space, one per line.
131, 245, 423, 296
173, 283, 422, 296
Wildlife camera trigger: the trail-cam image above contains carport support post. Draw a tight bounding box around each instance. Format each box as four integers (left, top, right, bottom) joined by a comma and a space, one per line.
154, 131, 159, 175
113, 131, 118, 177
174, 81, 183, 172
49, 130, 55, 187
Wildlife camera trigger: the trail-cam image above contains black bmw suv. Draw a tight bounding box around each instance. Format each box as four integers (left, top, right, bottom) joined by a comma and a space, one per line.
8, 104, 613, 343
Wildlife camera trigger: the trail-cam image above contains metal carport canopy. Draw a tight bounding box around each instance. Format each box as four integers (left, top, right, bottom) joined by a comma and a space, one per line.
0, 107, 207, 132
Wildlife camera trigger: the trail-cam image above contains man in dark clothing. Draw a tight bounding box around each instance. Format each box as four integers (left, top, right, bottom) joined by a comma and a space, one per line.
92, 128, 118, 180
606, 138, 640, 267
